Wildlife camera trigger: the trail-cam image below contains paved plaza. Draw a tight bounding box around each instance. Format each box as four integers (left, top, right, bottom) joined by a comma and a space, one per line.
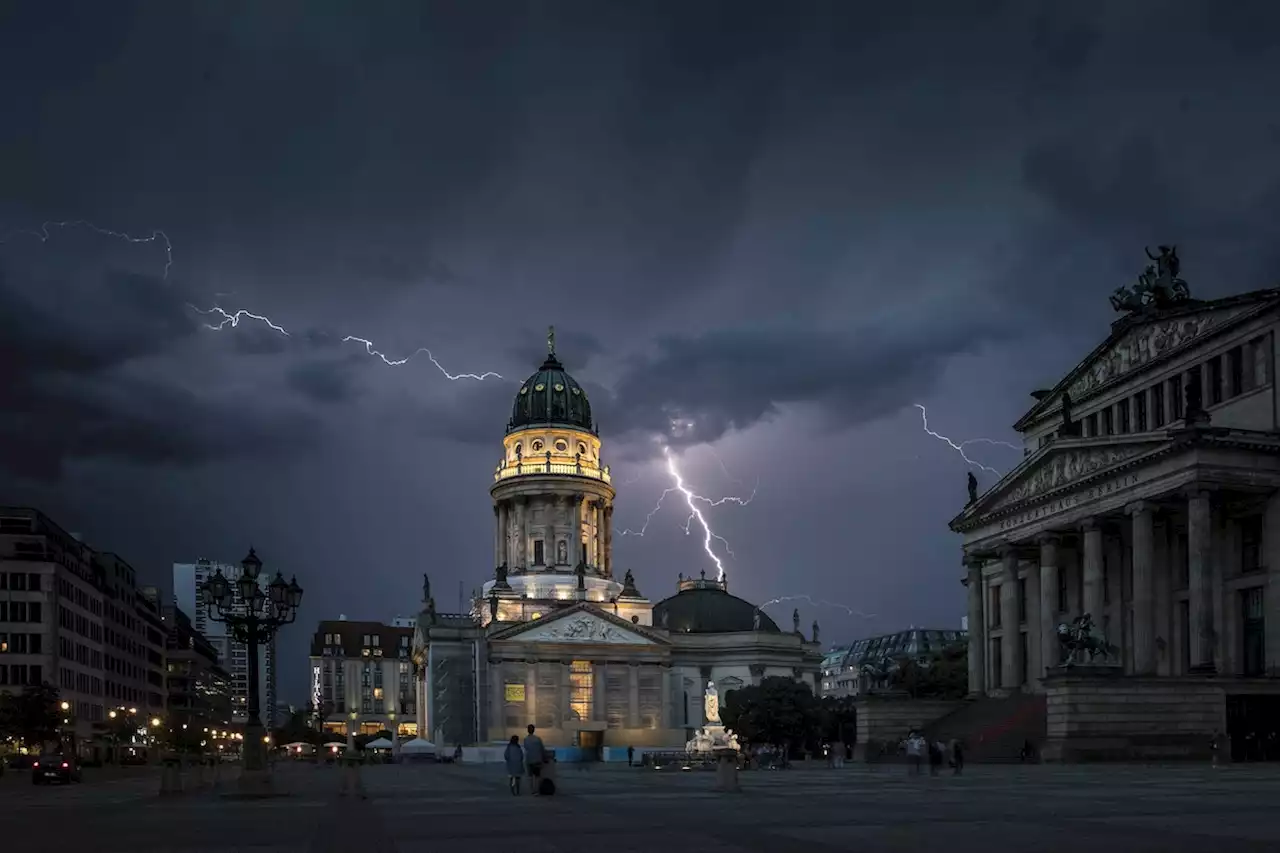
2, 760, 1280, 852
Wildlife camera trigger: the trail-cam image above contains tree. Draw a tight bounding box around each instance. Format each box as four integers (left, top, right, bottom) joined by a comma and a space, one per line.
891, 644, 968, 699
5, 683, 61, 748
818, 695, 857, 745
722, 676, 820, 757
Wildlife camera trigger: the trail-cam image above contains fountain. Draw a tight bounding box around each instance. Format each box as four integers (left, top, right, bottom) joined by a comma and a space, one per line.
685, 680, 741, 754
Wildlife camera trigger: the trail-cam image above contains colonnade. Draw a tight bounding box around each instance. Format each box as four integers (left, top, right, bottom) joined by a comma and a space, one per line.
965, 487, 1270, 695
492, 495, 613, 576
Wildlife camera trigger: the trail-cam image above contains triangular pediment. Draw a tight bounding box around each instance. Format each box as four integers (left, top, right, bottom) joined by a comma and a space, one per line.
490, 603, 667, 646
950, 437, 1171, 530
1015, 291, 1279, 430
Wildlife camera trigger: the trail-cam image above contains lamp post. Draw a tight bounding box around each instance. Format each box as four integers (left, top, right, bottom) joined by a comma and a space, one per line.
388, 711, 399, 761
199, 548, 303, 794
60, 701, 76, 758
347, 710, 358, 751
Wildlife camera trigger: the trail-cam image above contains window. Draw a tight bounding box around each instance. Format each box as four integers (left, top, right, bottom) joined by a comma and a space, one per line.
27, 573, 40, 591
1241, 587, 1265, 677
1085, 412, 1098, 437
1118, 401, 1131, 433
1134, 392, 1147, 431
989, 639, 1002, 686
1057, 569, 1068, 613
1018, 578, 1027, 623
1241, 516, 1263, 573
1020, 633, 1028, 685
1208, 356, 1223, 405
9, 573, 26, 591
1169, 377, 1184, 420
29, 602, 41, 623
554, 439, 568, 453
569, 660, 594, 722
533, 540, 545, 566
372, 635, 380, 647
1152, 383, 1166, 428
989, 586, 1001, 628
1228, 346, 1244, 397
1102, 407, 1114, 435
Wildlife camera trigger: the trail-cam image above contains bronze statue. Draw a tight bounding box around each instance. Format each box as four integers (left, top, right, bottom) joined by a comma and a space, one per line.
422, 573, 431, 604
812, 620, 820, 644
661, 609, 670, 629
792, 608, 800, 633
488, 593, 498, 620
575, 558, 586, 590
1110, 245, 1191, 313
624, 569, 634, 587
753, 608, 761, 631
966, 471, 978, 505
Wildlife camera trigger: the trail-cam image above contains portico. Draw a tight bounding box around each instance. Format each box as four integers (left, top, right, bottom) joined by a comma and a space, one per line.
958, 438, 1280, 694
950, 260, 1280, 760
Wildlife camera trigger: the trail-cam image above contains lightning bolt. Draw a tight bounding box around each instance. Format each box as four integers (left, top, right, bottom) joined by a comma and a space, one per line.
913, 403, 1020, 475
0, 219, 173, 279
619, 447, 756, 580
760, 594, 877, 621
190, 305, 291, 336
340, 336, 503, 381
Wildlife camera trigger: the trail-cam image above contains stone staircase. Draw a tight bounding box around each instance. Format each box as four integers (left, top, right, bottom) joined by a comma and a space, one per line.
924, 692, 1047, 763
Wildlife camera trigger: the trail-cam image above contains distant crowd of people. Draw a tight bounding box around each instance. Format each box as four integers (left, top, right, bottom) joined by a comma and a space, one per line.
902, 731, 965, 775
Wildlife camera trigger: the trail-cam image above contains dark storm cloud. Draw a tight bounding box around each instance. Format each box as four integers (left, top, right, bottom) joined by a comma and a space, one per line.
0, 264, 317, 480
286, 358, 364, 406
422, 300, 1012, 453
504, 327, 605, 369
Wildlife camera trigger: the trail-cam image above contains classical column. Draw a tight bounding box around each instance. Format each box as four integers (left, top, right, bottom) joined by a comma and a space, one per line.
1153, 519, 1173, 676
603, 505, 613, 577
498, 502, 510, 566
660, 665, 672, 728
1187, 490, 1216, 672
571, 494, 583, 566
1081, 520, 1105, 622
1000, 549, 1020, 690
1129, 502, 1156, 674
492, 504, 502, 567
514, 499, 527, 568
525, 661, 538, 724
965, 558, 986, 695
591, 501, 602, 567
1038, 536, 1060, 675
1025, 549, 1042, 686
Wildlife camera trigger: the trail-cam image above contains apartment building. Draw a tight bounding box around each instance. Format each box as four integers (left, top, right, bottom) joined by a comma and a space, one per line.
162, 604, 232, 730
0, 508, 106, 740
96, 552, 166, 719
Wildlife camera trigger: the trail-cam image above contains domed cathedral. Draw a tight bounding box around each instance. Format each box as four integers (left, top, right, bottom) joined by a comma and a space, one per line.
411, 329, 822, 760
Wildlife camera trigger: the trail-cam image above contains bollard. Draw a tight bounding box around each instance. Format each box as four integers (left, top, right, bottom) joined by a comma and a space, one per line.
713, 750, 741, 793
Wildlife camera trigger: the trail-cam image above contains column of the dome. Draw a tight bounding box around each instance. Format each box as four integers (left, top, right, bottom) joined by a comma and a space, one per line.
603, 505, 613, 578
498, 502, 509, 566
571, 494, 583, 567
492, 503, 501, 567
514, 498, 527, 570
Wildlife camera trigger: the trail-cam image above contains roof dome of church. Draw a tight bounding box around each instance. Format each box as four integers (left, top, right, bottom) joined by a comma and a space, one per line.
653, 577, 780, 634
508, 334, 595, 435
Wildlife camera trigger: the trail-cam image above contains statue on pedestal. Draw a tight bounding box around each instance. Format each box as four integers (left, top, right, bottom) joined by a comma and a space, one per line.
812, 620, 820, 644
792, 608, 800, 634
422, 573, 431, 604
752, 608, 761, 631
704, 680, 720, 724
967, 471, 978, 505
1057, 613, 1118, 666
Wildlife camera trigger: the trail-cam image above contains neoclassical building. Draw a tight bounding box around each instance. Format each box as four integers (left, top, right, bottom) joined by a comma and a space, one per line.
950, 258, 1280, 759
410, 333, 821, 755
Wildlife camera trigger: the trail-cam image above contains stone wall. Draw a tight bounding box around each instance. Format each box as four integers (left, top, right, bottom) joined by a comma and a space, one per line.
852, 694, 963, 762
1042, 670, 1225, 762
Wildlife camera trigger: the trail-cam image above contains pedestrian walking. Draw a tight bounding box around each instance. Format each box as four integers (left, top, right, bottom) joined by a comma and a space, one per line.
503, 735, 525, 795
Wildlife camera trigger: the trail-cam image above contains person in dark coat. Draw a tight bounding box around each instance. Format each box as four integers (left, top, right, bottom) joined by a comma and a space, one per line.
504, 735, 525, 795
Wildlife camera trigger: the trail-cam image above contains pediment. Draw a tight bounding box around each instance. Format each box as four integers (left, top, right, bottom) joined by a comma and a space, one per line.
491, 604, 666, 646
1016, 293, 1278, 430
952, 438, 1169, 529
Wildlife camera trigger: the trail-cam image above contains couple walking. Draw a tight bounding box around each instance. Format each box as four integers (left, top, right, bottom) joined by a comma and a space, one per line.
503, 724, 547, 795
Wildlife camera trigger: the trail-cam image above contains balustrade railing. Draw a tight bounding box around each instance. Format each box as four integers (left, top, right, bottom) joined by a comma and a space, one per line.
493, 460, 611, 483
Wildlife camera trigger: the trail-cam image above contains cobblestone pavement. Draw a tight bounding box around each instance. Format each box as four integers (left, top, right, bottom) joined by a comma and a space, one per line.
3, 761, 1280, 852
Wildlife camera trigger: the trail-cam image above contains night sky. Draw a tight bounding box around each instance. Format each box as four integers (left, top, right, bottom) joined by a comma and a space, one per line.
4, 2, 1280, 705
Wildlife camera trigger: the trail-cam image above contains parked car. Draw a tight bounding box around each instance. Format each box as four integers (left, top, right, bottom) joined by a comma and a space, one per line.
32, 754, 82, 785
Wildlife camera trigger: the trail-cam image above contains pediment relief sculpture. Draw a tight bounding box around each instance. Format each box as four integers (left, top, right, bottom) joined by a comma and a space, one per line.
1065, 311, 1224, 401
511, 612, 650, 645
986, 445, 1150, 512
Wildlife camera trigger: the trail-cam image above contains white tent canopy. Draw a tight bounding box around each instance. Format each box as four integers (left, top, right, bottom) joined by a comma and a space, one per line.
400, 738, 436, 754
365, 737, 394, 750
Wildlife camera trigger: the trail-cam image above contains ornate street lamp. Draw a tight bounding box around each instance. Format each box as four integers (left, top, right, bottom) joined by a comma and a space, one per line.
200, 548, 303, 792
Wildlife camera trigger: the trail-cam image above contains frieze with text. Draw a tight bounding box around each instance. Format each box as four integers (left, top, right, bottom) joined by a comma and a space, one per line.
995, 473, 1143, 532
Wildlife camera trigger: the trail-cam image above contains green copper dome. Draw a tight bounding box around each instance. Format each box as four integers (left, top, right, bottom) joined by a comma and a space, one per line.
508, 334, 595, 434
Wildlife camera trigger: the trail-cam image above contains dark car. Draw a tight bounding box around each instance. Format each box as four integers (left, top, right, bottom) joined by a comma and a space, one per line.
32, 754, 81, 785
